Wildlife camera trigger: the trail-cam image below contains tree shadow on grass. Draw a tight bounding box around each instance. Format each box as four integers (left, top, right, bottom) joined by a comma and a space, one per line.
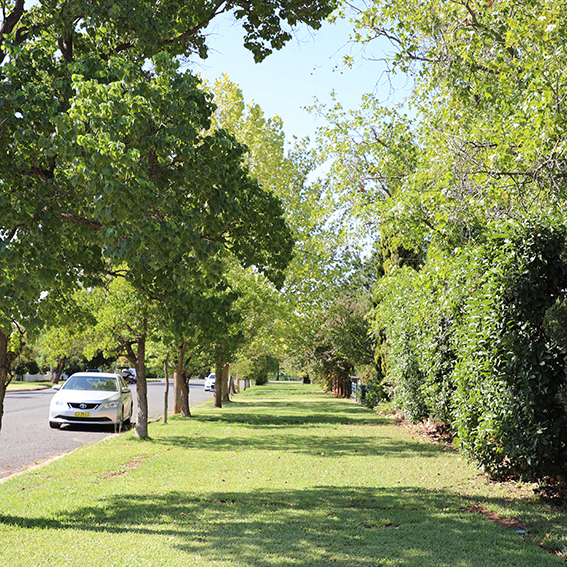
140, 388, 449, 458
146, 429, 451, 460
0, 486, 556, 566
193, 396, 386, 428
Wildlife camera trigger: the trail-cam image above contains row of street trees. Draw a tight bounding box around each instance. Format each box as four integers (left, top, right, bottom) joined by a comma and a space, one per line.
307, 0, 567, 482
6, 0, 566, 484
0, 0, 336, 436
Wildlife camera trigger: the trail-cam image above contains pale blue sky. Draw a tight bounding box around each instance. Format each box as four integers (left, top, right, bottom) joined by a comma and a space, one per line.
191, 13, 398, 142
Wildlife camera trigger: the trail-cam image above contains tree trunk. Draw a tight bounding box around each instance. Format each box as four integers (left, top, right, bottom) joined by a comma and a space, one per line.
52, 356, 67, 384
173, 341, 185, 414
134, 343, 148, 437
127, 318, 149, 438
221, 363, 230, 403
0, 330, 11, 435
163, 353, 169, 425
180, 371, 192, 417
214, 356, 223, 408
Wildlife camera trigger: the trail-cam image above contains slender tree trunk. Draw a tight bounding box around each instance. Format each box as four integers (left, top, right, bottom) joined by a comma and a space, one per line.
221, 363, 230, 403
214, 355, 223, 408
52, 356, 67, 384
173, 341, 185, 414
180, 371, 192, 417
175, 341, 191, 417
0, 330, 11, 435
163, 353, 170, 425
127, 318, 149, 438
134, 341, 148, 437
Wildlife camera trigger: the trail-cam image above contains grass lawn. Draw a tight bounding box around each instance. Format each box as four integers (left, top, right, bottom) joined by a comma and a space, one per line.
6, 381, 51, 391
1, 383, 566, 566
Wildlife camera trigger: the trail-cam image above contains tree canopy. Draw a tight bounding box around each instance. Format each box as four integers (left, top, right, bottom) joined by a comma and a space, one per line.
320, 0, 567, 481
0, 0, 336, 433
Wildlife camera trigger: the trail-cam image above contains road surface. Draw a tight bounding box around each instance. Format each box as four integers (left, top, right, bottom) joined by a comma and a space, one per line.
0, 379, 212, 480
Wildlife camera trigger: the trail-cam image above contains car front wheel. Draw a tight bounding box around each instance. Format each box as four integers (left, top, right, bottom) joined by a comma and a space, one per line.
49, 421, 61, 429
123, 408, 131, 426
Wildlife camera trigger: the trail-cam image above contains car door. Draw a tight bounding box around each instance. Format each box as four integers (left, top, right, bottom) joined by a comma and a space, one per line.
119, 376, 134, 419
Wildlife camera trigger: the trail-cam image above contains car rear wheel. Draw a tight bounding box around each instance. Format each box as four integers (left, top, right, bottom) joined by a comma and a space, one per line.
49, 421, 61, 429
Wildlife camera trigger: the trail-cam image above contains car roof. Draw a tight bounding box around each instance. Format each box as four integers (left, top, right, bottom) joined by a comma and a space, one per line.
70, 372, 120, 379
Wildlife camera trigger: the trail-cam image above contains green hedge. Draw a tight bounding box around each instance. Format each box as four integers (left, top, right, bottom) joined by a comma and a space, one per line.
375, 219, 567, 481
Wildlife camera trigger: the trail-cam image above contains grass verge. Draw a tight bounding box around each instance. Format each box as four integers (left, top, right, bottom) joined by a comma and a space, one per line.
1, 382, 566, 566
6, 381, 51, 391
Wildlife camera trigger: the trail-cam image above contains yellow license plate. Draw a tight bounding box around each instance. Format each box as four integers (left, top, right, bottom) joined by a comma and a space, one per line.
74, 412, 90, 418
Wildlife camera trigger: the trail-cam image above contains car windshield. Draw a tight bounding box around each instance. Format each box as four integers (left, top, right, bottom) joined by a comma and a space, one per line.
63, 376, 118, 392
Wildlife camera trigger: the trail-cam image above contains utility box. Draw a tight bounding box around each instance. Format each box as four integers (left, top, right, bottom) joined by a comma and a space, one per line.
350, 376, 367, 404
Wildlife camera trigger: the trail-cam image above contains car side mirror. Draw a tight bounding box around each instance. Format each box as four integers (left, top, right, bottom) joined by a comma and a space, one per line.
53, 384, 62, 390
122, 388, 131, 394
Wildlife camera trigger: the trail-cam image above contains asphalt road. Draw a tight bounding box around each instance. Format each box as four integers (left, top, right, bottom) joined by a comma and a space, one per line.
0, 379, 213, 480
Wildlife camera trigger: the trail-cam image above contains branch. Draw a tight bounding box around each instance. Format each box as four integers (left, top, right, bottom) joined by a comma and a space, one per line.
165, 0, 227, 46
102, 0, 228, 58
471, 169, 567, 179
1, 226, 18, 244
149, 157, 183, 178
59, 212, 102, 230
370, 126, 391, 149
0, 0, 24, 37
0, 0, 24, 63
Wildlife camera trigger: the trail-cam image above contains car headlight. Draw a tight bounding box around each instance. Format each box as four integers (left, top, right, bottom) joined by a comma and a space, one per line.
53, 400, 66, 407
99, 401, 120, 410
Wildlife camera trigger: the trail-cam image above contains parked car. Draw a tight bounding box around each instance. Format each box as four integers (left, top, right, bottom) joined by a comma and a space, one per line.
49, 372, 133, 429
204, 373, 215, 392
115, 364, 137, 384
119, 368, 137, 384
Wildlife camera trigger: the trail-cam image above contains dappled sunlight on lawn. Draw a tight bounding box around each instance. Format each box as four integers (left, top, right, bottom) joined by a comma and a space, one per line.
0, 486, 555, 566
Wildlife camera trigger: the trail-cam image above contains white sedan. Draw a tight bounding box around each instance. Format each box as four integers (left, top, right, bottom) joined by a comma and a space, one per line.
49, 372, 133, 429
204, 373, 215, 392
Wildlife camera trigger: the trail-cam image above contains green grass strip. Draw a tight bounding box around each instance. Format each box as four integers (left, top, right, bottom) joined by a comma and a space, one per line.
7, 381, 51, 391
1, 383, 565, 566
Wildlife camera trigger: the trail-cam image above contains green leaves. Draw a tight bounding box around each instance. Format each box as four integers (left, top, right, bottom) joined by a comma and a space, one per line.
0, 0, 328, 421
374, 218, 567, 481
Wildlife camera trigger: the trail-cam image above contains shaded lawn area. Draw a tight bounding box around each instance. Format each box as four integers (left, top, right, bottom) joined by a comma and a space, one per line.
0, 382, 565, 566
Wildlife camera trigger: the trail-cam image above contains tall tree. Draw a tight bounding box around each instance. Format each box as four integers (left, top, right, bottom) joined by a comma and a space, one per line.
0, 0, 332, 433
337, 0, 567, 247
328, 1, 567, 480
81, 278, 161, 437
208, 76, 359, 371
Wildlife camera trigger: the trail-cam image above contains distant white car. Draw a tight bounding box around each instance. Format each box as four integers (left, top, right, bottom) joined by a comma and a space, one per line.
49, 372, 133, 429
204, 373, 215, 392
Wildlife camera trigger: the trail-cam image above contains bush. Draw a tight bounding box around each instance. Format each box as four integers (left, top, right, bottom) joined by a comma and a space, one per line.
376, 218, 567, 481
13, 358, 40, 377
247, 355, 279, 386
452, 222, 567, 480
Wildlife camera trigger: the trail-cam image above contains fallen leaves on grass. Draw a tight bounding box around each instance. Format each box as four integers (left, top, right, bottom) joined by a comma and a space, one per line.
464, 504, 528, 533
103, 458, 146, 478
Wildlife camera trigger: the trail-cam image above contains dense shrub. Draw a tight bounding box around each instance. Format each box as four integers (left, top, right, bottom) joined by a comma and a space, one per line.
376, 220, 567, 481
375, 255, 467, 424
452, 223, 567, 480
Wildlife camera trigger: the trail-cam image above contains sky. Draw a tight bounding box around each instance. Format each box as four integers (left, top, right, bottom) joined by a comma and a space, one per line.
190, 12, 401, 143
